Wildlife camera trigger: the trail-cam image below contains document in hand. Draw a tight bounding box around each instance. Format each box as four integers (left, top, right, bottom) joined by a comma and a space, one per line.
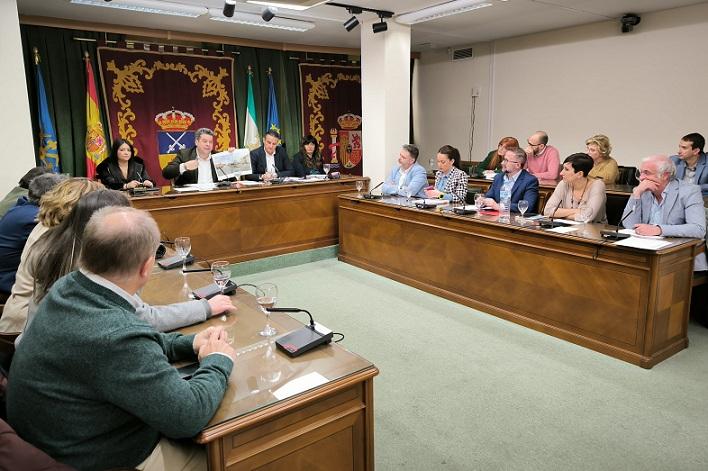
212, 149, 252, 180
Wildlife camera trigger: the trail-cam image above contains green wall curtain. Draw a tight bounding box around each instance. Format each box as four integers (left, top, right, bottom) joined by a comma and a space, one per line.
20, 24, 353, 177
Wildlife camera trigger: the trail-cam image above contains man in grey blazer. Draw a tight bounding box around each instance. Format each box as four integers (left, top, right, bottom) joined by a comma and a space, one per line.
621, 154, 706, 271
670, 132, 708, 197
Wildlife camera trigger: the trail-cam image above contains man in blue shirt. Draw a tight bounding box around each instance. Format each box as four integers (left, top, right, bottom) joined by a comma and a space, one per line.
482, 148, 539, 213
0, 173, 64, 294
670, 132, 708, 196
382, 144, 428, 198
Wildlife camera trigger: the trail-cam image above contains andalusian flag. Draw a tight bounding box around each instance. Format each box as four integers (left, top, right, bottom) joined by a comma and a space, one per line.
243, 67, 260, 150
266, 69, 280, 135
34, 48, 59, 173
84, 53, 108, 179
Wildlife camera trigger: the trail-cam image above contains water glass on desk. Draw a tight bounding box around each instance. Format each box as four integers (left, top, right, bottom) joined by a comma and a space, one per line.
257, 283, 278, 337
517, 200, 529, 221
211, 261, 231, 295
323, 163, 331, 177
356, 180, 364, 194
174, 236, 191, 272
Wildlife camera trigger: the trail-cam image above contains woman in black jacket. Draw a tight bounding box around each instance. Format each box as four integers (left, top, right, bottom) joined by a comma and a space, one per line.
96, 139, 154, 190
292, 135, 324, 177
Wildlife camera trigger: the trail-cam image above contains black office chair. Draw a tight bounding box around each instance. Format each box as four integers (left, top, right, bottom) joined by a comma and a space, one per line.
617, 166, 639, 186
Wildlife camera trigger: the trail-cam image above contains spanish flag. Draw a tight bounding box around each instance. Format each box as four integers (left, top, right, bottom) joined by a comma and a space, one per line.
84, 52, 107, 179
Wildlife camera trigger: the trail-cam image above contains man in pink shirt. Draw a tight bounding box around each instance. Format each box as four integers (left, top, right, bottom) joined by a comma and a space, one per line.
525, 131, 560, 180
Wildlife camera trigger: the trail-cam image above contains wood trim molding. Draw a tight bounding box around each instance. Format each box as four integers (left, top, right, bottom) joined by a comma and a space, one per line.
19, 15, 361, 56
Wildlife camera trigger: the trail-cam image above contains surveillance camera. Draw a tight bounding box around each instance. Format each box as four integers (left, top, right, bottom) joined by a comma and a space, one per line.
262, 6, 277, 22
620, 13, 641, 33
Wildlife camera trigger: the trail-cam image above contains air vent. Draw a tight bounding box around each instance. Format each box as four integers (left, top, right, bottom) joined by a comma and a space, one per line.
450, 47, 474, 61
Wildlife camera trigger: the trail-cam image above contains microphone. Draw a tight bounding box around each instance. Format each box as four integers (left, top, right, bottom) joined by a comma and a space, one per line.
181, 267, 212, 273
363, 181, 384, 200
266, 307, 333, 357
600, 205, 635, 240
539, 202, 565, 229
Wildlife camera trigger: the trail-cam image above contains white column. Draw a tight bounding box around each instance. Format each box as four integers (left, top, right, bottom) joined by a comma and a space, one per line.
0, 0, 35, 194
360, 19, 411, 188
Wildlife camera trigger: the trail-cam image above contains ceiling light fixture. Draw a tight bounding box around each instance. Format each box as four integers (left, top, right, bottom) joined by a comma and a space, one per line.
396, 0, 493, 25
343, 15, 359, 32
246, 0, 327, 11
70, 0, 208, 17
223, 0, 235, 17
209, 9, 315, 31
372, 17, 387, 33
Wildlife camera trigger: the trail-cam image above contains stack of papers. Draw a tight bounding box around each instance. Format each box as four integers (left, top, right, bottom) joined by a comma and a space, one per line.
412, 198, 449, 206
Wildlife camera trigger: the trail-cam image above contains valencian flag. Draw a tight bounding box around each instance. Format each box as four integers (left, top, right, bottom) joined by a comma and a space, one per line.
244, 66, 260, 150
33, 48, 59, 173
266, 68, 280, 135
84, 52, 108, 179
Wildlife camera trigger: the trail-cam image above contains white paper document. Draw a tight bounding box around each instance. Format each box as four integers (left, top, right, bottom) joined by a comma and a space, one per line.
618, 228, 665, 240
412, 198, 449, 206
547, 226, 579, 234
272, 371, 328, 400
613, 237, 672, 250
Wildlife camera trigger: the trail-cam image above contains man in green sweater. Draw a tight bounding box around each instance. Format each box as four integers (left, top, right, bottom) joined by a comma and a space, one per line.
7, 206, 235, 471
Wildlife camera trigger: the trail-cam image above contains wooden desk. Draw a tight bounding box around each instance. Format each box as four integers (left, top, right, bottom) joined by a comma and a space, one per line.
132, 177, 368, 263
141, 267, 378, 470
338, 195, 701, 368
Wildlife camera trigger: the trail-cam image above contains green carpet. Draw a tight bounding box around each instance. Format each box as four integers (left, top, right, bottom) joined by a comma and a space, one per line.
237, 258, 708, 470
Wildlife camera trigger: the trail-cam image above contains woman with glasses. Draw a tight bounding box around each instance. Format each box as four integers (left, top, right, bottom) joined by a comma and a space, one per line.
585, 134, 619, 184
473, 136, 519, 177
425, 145, 469, 203
543, 153, 607, 223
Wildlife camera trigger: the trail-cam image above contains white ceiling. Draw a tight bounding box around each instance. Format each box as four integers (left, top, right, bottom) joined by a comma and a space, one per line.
16, 0, 708, 51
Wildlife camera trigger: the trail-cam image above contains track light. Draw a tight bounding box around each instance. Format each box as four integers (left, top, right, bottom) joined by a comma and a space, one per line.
372, 18, 387, 33
223, 0, 235, 17
261, 6, 277, 21
343, 15, 359, 32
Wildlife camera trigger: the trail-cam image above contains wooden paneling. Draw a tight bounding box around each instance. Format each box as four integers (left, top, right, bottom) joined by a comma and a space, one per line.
132, 178, 368, 263
338, 195, 699, 368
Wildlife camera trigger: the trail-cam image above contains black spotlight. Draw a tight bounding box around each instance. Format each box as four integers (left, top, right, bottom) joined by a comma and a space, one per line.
372, 19, 387, 33
223, 0, 235, 18
262, 6, 277, 22
343, 16, 359, 32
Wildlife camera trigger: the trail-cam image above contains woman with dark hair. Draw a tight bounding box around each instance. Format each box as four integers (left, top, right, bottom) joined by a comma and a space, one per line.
96, 139, 154, 191
474, 136, 519, 176
18, 189, 232, 344
543, 153, 607, 223
292, 135, 324, 177
425, 145, 469, 203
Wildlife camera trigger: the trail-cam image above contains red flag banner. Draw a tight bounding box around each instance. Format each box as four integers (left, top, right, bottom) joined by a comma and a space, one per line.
299, 64, 362, 176
97, 47, 238, 186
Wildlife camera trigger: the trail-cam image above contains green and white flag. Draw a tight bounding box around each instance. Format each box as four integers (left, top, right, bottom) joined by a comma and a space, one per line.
244, 68, 260, 150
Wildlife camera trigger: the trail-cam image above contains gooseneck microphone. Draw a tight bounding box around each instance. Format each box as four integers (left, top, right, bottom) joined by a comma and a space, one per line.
266, 307, 333, 357
363, 181, 384, 200
539, 202, 564, 229
601, 204, 635, 240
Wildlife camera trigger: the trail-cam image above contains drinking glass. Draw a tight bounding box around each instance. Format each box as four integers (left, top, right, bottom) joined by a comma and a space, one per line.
211, 261, 231, 295
474, 193, 484, 210
323, 163, 331, 176
257, 283, 278, 337
518, 200, 529, 220
405, 185, 413, 205
174, 236, 191, 272
356, 180, 364, 194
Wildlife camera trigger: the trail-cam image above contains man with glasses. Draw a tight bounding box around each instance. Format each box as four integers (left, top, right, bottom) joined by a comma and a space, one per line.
621, 154, 706, 271
525, 131, 560, 181
481, 148, 539, 213
670, 132, 708, 196
382, 144, 427, 198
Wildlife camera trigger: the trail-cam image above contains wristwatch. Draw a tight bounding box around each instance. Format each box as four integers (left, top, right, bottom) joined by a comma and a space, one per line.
438, 193, 444, 199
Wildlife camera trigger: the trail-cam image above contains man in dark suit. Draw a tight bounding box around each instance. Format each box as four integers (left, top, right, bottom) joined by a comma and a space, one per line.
482, 147, 539, 212
246, 130, 293, 181
162, 128, 220, 186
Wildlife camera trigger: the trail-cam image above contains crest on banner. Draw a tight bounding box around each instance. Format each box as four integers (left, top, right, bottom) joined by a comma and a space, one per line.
155, 109, 195, 169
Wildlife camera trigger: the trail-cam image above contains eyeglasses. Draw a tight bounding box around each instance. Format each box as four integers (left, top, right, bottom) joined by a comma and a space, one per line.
502, 158, 521, 164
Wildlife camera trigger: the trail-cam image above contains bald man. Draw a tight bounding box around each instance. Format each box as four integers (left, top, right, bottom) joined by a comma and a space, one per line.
525, 131, 560, 180
8, 207, 235, 471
